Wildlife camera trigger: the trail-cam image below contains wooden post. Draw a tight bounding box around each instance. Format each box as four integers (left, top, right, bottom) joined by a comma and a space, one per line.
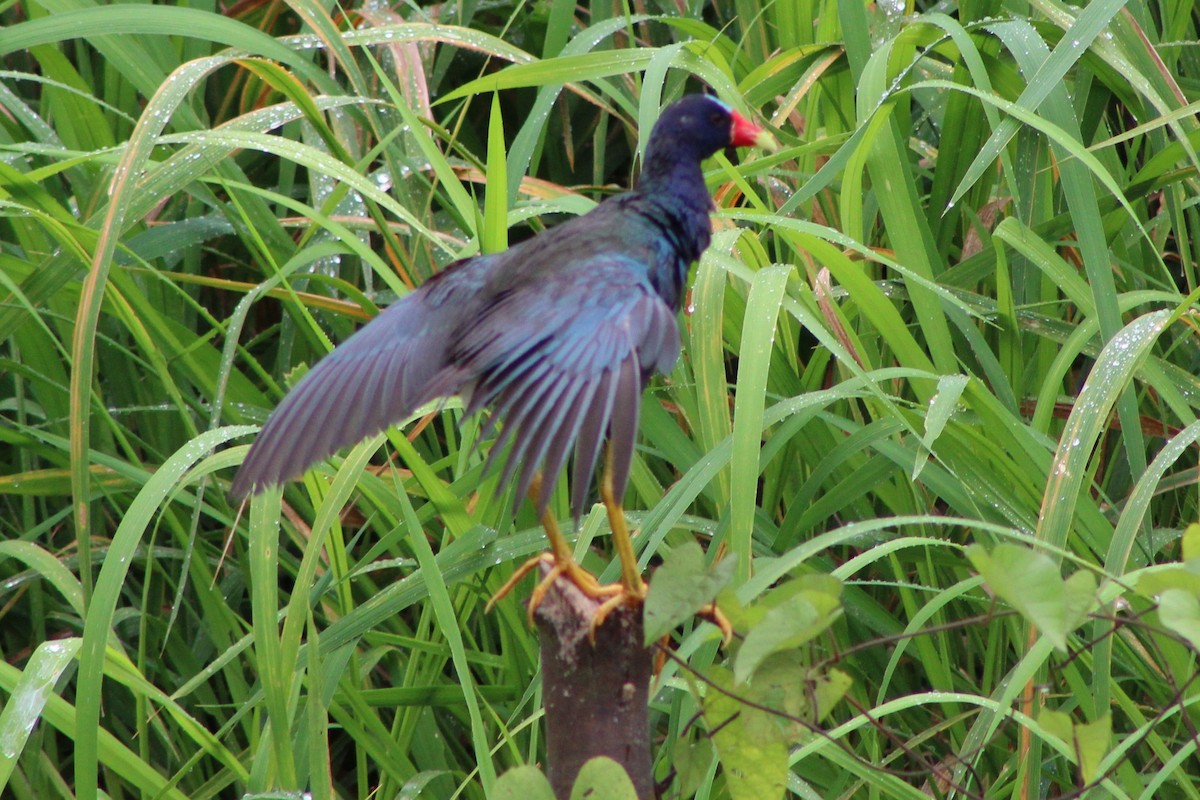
534, 566, 654, 799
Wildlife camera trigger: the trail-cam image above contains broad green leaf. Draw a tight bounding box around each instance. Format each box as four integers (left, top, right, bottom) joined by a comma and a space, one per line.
738, 654, 850, 740
671, 736, 716, 797
1074, 714, 1113, 784
1039, 709, 1112, 785
643, 541, 736, 644
967, 543, 1096, 650
735, 598, 819, 685
1136, 565, 1200, 599
1040, 711, 1076, 756
491, 766, 555, 800
812, 667, 853, 722
569, 757, 638, 800
1157, 589, 1200, 652
1183, 523, 1200, 563
705, 667, 787, 800
734, 577, 842, 685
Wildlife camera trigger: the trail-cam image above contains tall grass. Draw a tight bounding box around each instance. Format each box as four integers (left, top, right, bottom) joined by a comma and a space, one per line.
2, 0, 1199, 798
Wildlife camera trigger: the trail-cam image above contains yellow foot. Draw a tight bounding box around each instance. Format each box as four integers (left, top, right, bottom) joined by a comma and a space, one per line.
526, 557, 624, 626
590, 579, 647, 640
486, 553, 623, 625
486, 553, 551, 612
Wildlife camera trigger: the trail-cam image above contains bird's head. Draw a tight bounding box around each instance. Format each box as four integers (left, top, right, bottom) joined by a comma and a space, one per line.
644, 94, 776, 167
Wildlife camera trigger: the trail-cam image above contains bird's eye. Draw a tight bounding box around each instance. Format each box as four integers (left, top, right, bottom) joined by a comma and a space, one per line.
711, 112, 723, 124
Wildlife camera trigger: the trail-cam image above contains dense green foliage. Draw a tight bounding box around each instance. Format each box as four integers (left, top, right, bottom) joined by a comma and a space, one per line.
2, 0, 1200, 798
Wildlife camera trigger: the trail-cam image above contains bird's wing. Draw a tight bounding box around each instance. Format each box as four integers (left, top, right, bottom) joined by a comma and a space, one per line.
456, 255, 681, 520
229, 257, 489, 498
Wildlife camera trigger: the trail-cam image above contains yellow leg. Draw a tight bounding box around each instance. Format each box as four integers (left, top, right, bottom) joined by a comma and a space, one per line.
592, 447, 733, 644
600, 447, 647, 595
487, 474, 619, 623
589, 448, 649, 632
486, 462, 729, 644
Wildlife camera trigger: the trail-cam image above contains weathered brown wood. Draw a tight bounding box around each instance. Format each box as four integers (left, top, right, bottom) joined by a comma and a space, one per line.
534, 566, 654, 799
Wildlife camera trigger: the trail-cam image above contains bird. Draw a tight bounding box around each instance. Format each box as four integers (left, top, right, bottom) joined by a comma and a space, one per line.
231, 94, 774, 625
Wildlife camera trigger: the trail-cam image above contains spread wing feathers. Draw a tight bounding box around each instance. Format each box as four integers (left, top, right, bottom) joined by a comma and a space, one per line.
463, 273, 681, 521
231, 253, 682, 517
229, 289, 464, 498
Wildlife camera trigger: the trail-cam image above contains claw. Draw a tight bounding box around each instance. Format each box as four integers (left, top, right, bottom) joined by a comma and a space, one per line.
589, 583, 645, 640
489, 465, 726, 642
489, 553, 732, 647
487, 551, 623, 625
487, 553, 554, 613
697, 601, 734, 646
526, 557, 621, 625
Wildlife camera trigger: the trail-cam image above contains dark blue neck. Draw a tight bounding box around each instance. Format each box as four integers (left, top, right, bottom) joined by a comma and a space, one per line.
639, 149, 713, 250
634, 155, 713, 309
